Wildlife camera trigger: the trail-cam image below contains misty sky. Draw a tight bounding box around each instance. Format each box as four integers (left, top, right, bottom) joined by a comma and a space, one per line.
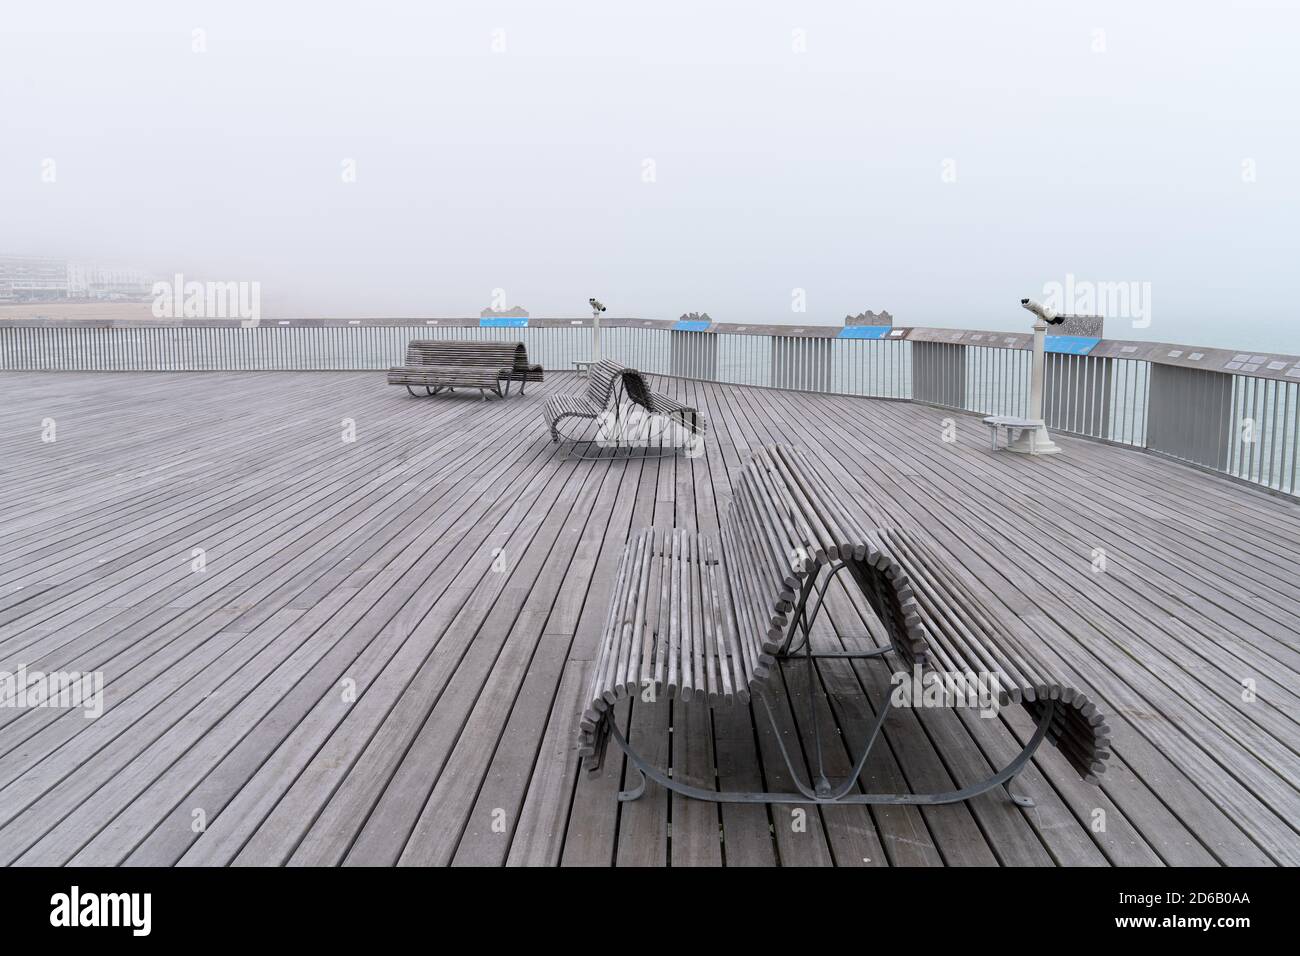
2, 1, 1297, 350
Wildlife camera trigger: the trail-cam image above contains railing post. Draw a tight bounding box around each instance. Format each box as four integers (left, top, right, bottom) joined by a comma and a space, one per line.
1146, 363, 1232, 471
1045, 354, 1112, 440
910, 340, 965, 408
670, 329, 717, 379
770, 336, 830, 392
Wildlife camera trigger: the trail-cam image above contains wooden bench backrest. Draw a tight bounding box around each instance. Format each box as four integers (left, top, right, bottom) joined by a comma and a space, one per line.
507, 344, 536, 372
586, 359, 632, 405
721, 445, 927, 671
618, 368, 655, 409
405, 339, 525, 369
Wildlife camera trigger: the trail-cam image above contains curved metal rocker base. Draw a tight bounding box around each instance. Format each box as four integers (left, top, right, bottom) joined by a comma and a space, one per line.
610, 697, 1054, 807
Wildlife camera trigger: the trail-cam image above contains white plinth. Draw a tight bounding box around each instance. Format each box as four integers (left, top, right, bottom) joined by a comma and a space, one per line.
1005, 421, 1062, 456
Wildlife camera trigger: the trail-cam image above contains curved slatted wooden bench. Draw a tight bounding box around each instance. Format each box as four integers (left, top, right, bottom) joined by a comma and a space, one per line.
578, 443, 1109, 806
386, 340, 542, 399
544, 361, 707, 457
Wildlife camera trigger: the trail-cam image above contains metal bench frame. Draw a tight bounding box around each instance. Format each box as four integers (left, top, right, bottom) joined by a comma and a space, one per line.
609, 556, 1051, 807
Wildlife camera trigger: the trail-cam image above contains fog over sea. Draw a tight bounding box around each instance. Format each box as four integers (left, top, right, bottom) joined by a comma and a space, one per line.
3, 3, 1296, 359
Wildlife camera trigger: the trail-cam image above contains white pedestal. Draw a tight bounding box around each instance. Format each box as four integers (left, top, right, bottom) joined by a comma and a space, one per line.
1005, 421, 1062, 456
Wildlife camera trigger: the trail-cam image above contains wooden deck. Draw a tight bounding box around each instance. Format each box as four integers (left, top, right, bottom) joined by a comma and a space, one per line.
0, 370, 1296, 867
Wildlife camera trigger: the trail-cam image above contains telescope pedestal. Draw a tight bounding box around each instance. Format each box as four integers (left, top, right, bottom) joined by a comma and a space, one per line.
1005, 420, 1061, 456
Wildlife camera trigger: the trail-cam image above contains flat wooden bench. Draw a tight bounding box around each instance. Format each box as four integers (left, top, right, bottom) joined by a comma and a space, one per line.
543, 360, 707, 458
386, 340, 542, 399
578, 443, 1110, 806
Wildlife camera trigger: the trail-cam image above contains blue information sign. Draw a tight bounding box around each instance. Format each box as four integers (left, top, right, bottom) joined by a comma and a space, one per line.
836, 326, 892, 340
1044, 335, 1100, 355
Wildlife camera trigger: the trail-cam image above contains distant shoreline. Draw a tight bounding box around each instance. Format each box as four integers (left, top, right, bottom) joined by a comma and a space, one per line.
0, 302, 159, 323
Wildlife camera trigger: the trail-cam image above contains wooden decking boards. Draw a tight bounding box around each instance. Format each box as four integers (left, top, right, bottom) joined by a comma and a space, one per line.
0, 370, 1295, 867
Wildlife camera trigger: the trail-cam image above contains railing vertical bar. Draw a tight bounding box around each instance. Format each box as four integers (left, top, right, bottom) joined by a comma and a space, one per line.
1284, 382, 1294, 496
1250, 375, 1262, 481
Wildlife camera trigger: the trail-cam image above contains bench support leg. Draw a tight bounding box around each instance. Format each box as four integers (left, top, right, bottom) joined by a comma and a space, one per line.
619, 766, 647, 802
778, 560, 890, 661
1005, 781, 1036, 808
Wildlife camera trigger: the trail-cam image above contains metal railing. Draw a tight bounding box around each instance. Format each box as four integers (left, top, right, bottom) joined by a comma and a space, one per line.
1, 317, 1295, 498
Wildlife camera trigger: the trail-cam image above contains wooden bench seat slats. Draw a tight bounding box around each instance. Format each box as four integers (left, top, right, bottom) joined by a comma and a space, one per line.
587, 360, 626, 406
719, 519, 768, 681
876, 526, 1111, 782
386, 365, 503, 388
579, 442, 1111, 803
582, 527, 750, 711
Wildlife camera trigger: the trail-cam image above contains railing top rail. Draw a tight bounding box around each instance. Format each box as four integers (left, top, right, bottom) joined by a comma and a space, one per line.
1, 317, 1296, 382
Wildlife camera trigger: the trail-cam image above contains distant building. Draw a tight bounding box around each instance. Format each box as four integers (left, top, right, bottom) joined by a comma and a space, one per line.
81, 266, 154, 300
480, 305, 529, 318
844, 310, 892, 327
66, 261, 88, 298
0, 256, 69, 301
0, 256, 155, 302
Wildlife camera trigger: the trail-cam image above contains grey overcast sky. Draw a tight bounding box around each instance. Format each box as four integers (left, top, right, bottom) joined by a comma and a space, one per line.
2, 1, 1297, 349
